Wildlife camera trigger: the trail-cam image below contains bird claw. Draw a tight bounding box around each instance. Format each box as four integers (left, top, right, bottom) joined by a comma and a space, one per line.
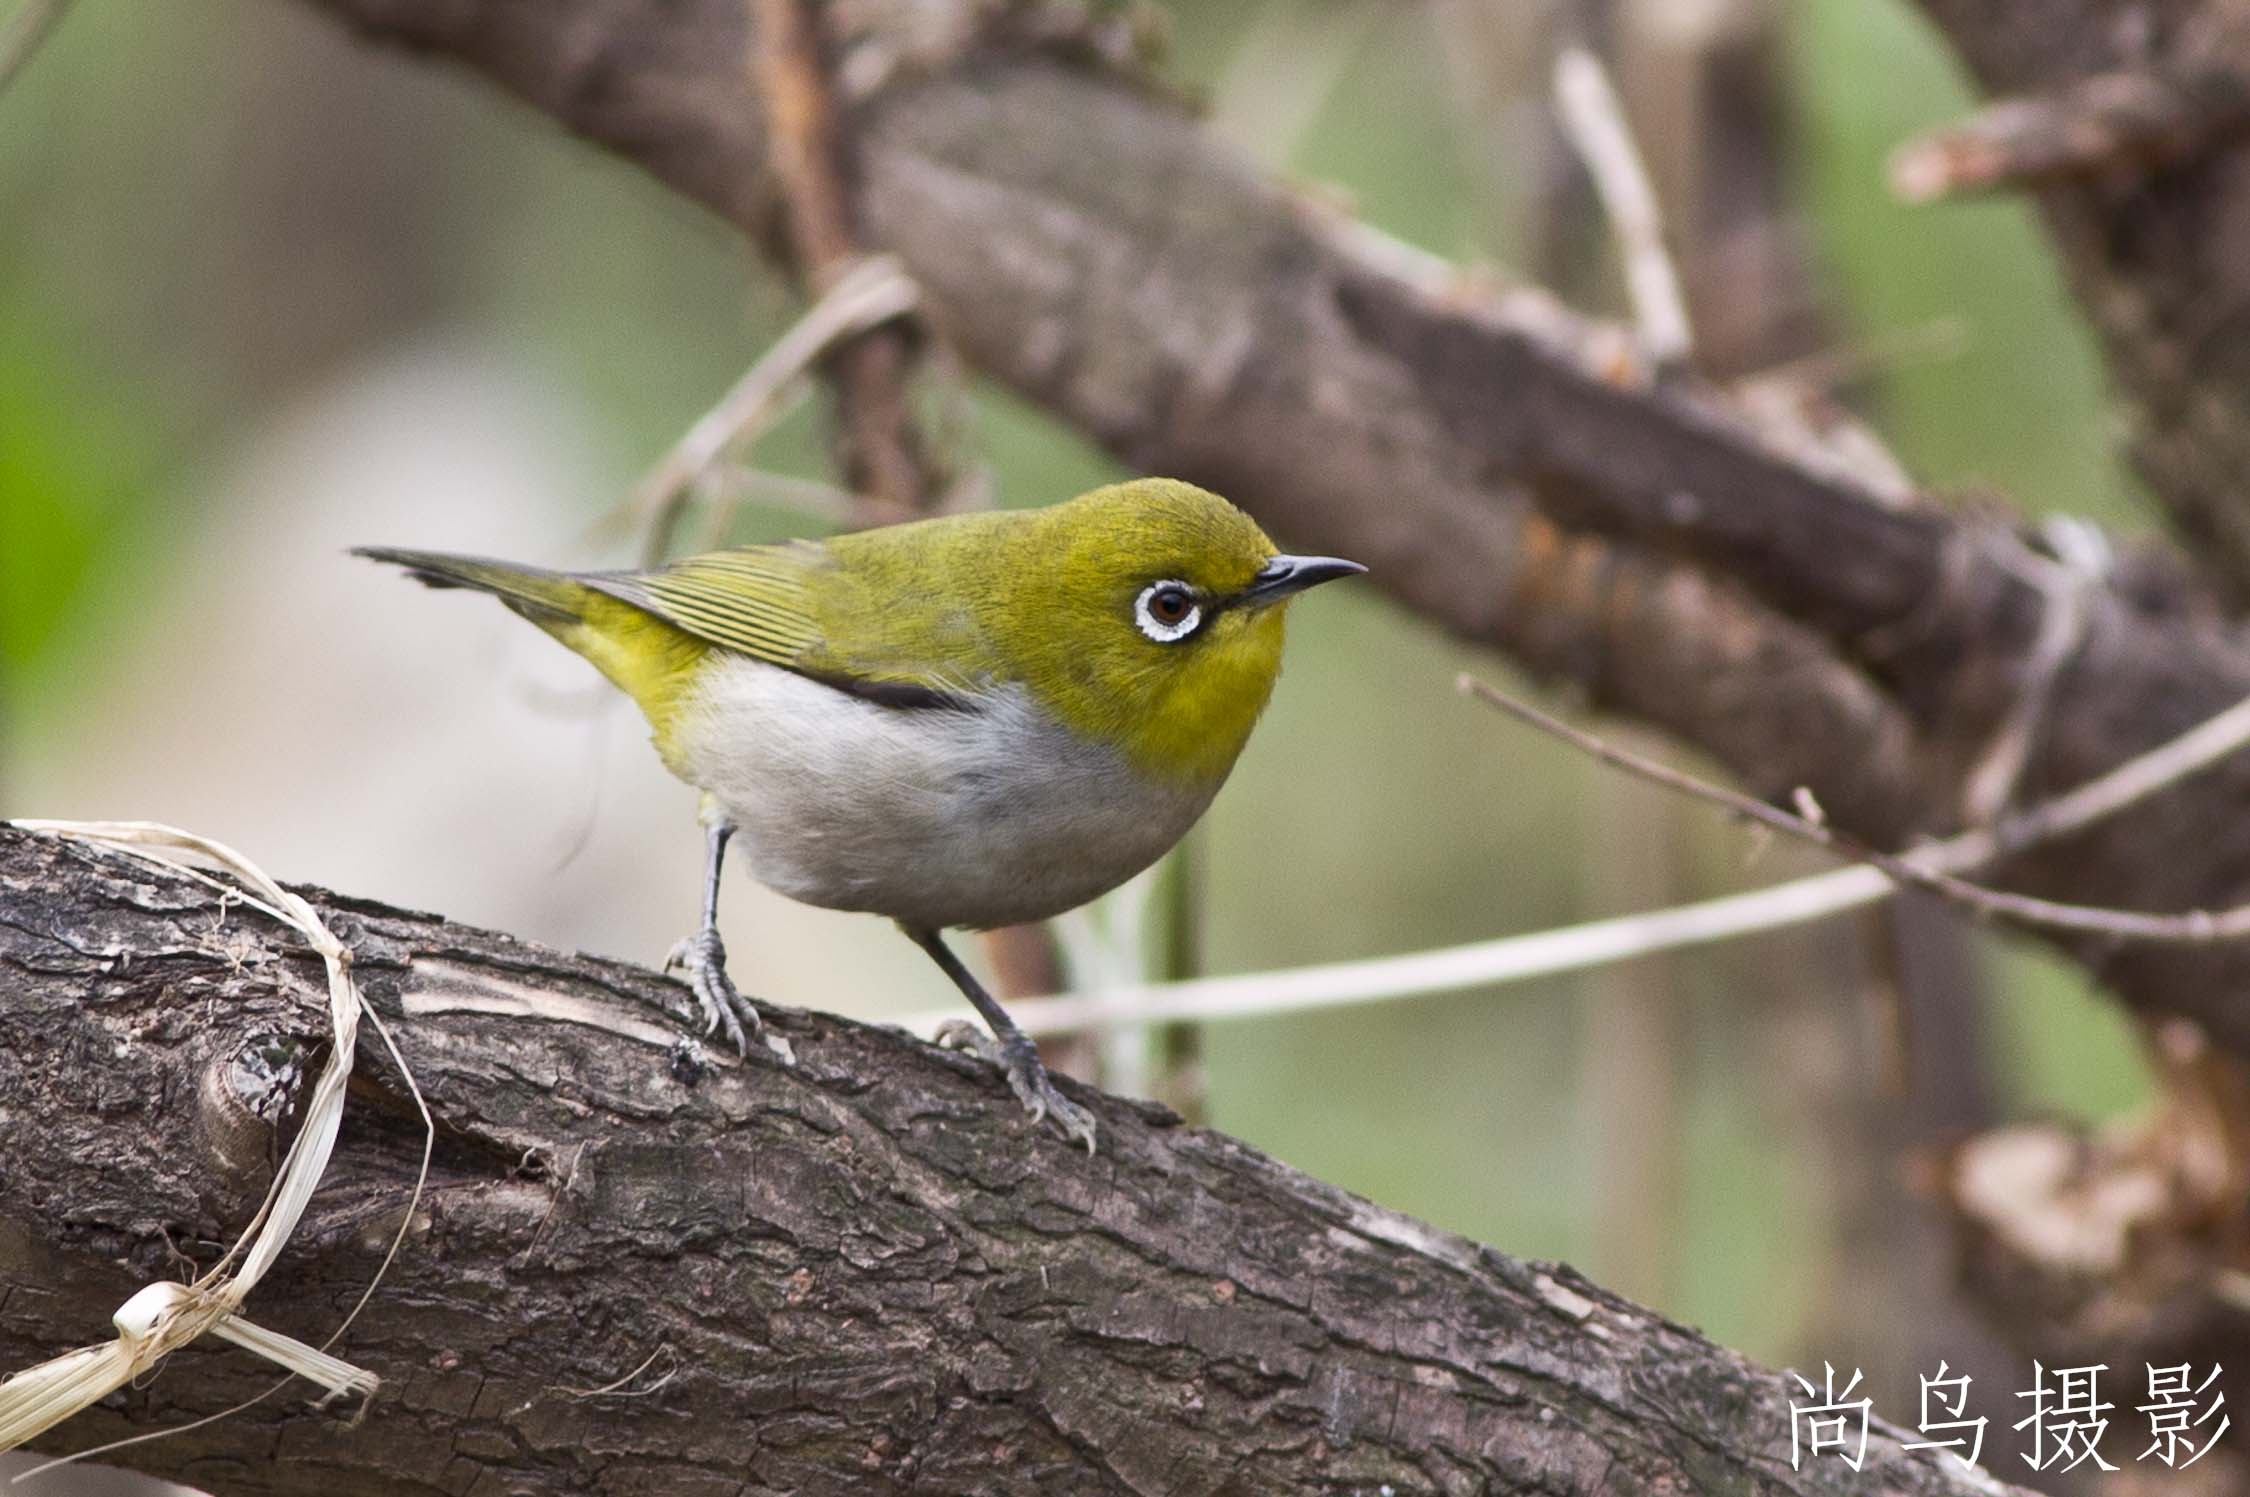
936, 1020, 1098, 1154
666, 929, 793, 1064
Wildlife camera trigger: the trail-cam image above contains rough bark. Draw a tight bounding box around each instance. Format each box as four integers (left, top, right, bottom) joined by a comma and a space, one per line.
1913, 0, 2250, 604
292, 0, 2250, 1064
0, 826, 2021, 1495
1871, 3, 2250, 1391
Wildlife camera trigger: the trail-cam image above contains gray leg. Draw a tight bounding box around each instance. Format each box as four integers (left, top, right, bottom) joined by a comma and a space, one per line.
908, 924, 1096, 1153
665, 821, 787, 1060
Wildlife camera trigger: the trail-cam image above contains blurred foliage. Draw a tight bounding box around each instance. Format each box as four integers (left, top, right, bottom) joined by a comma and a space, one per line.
0, 319, 155, 699
0, 0, 2159, 1381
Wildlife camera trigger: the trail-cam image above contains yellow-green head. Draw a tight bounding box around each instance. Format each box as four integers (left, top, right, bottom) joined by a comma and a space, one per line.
951, 480, 1363, 783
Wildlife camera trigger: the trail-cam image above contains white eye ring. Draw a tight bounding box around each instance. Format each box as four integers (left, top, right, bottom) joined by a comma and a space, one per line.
1135, 581, 1203, 643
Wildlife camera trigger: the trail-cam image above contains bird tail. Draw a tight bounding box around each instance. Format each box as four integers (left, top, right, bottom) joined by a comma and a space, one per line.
353, 545, 711, 762
350, 546, 592, 628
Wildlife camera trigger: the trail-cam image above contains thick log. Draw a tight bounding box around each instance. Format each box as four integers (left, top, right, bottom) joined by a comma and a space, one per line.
0, 826, 2019, 1494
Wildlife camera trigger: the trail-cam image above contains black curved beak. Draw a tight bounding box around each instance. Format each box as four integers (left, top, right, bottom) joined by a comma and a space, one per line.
1242, 554, 1367, 608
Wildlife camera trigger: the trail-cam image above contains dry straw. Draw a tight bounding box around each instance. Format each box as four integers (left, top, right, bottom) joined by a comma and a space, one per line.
0, 820, 428, 1467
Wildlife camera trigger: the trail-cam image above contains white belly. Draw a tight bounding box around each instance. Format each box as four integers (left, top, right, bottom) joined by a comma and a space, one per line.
671, 656, 1217, 930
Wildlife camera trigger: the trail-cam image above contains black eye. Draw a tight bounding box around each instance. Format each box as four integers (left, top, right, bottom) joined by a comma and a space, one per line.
1148, 586, 1192, 624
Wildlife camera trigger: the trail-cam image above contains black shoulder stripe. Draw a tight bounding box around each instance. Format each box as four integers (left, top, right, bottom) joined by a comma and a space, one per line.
796, 668, 978, 713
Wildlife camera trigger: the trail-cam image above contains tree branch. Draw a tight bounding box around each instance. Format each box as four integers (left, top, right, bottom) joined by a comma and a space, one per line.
1910, 2, 2250, 604
288, 0, 2250, 1065
749, 0, 927, 526
1890, 65, 2250, 204
0, 826, 2020, 1493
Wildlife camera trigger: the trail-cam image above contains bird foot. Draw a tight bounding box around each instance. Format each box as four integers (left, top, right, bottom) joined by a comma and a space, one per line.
935, 1020, 1097, 1154
665, 929, 794, 1064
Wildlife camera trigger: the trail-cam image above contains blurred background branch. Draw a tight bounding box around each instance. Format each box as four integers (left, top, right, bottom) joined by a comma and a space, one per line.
0, 0, 68, 96
295, 0, 2250, 1064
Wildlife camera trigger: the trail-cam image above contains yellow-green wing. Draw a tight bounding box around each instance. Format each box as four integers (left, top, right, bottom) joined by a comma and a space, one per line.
584, 542, 826, 667
582, 539, 979, 708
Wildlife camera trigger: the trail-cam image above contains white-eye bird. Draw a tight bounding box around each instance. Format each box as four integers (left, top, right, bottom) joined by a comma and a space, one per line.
356, 478, 1362, 1150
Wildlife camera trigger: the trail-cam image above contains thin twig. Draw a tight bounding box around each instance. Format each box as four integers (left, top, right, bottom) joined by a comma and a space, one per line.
1891, 65, 2250, 204
618, 255, 916, 564
1959, 541, 2095, 825
1461, 676, 2250, 942
750, 0, 927, 525
0, 0, 69, 98
1553, 45, 1692, 369
689, 467, 860, 552
898, 674, 2250, 1039
1746, 318, 1969, 399
1982, 673, 2250, 858
904, 859, 1907, 1040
